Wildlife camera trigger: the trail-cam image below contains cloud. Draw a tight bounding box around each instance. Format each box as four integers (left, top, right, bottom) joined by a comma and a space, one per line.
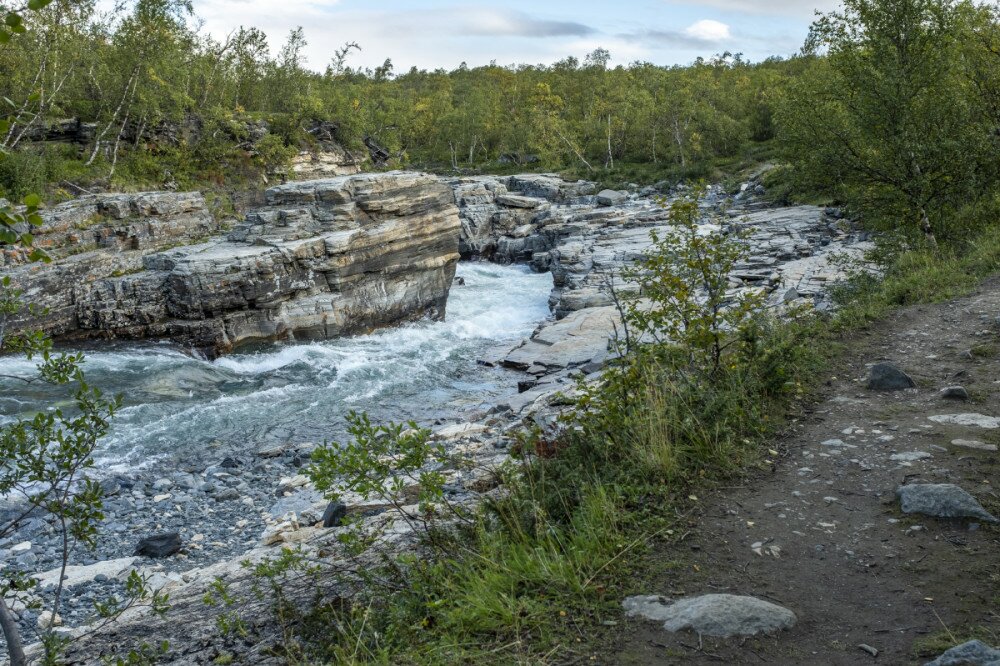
663, 0, 841, 19
620, 19, 733, 50
456, 9, 595, 37
684, 19, 730, 41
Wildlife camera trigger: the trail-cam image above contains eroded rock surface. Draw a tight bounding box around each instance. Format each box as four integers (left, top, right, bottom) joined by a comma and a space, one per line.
453, 177, 868, 413
4, 172, 461, 355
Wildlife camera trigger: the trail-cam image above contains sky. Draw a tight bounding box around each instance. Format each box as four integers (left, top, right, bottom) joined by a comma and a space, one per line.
189, 0, 843, 72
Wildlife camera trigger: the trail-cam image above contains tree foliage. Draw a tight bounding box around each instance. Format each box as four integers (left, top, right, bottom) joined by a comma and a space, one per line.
779, 0, 1000, 245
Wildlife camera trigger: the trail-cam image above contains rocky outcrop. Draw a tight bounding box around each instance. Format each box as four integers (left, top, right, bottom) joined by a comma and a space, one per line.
3, 172, 461, 355
451, 173, 595, 258
450, 177, 870, 415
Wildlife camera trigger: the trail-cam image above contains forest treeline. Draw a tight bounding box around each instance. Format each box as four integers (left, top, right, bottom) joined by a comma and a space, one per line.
0, 0, 794, 190
2, 0, 1000, 243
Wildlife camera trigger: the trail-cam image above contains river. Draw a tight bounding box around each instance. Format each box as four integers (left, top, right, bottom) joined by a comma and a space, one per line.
0, 262, 553, 471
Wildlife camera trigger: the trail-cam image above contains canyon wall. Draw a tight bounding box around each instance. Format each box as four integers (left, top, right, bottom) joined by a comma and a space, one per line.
2, 172, 461, 355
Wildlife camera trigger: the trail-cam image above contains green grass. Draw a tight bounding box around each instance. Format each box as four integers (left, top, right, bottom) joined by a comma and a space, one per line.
831, 225, 1000, 330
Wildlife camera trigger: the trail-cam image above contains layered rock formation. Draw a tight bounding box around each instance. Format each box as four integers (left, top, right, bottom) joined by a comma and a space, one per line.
3, 172, 461, 355
450, 176, 868, 413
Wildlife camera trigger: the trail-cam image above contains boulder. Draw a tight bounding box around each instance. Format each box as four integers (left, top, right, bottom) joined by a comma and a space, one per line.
866, 363, 915, 390
596, 189, 627, 206
623, 593, 797, 637
897, 484, 998, 523
925, 640, 1000, 666
940, 386, 970, 400
322, 501, 348, 528
134, 532, 183, 558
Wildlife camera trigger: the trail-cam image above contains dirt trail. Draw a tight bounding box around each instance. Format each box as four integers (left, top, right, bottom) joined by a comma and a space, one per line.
614, 277, 1000, 665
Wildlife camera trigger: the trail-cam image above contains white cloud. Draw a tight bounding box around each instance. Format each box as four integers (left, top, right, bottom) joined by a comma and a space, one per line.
664, 0, 840, 19
454, 9, 594, 37
684, 19, 731, 42
187, 3, 598, 71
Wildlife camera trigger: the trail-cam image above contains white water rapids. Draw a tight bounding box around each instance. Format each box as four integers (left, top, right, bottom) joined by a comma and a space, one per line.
0, 263, 553, 471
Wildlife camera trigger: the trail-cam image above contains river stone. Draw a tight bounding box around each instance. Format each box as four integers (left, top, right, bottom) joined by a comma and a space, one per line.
897, 484, 999, 523
134, 532, 183, 558
623, 593, 797, 637
268, 489, 324, 521
866, 363, 915, 390
322, 501, 347, 528
925, 640, 1000, 666
596, 189, 627, 206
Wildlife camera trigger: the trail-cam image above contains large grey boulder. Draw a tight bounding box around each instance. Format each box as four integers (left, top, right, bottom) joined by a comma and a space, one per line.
623, 594, 797, 637
596, 189, 627, 206
897, 484, 999, 523
925, 640, 1000, 666
867, 363, 916, 390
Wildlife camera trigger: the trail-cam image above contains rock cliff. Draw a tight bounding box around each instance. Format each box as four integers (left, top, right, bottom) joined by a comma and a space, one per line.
3, 172, 461, 355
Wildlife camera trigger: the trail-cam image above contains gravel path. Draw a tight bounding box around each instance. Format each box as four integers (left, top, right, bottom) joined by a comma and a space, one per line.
616, 277, 1000, 665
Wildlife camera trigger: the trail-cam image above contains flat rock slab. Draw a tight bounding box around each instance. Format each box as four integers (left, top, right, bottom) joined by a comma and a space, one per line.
897, 484, 999, 523
503, 305, 617, 370
929, 413, 1000, 429
623, 593, 797, 637
33, 557, 138, 590
925, 639, 1000, 665
866, 363, 915, 390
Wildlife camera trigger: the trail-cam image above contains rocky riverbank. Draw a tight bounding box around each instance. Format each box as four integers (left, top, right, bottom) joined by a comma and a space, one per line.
0, 172, 874, 663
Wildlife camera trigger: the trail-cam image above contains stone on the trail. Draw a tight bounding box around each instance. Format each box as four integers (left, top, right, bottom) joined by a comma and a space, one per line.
890, 451, 932, 463
623, 593, 796, 637
134, 532, 183, 558
596, 189, 627, 206
322, 501, 348, 528
866, 363, 915, 391
929, 413, 1000, 429
925, 639, 1000, 666
940, 386, 970, 401
896, 484, 999, 523
951, 439, 998, 452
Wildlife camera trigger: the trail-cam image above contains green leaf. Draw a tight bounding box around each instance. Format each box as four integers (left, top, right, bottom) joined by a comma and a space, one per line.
22, 193, 41, 207
4, 13, 22, 27
27, 0, 53, 10
0, 29, 10, 44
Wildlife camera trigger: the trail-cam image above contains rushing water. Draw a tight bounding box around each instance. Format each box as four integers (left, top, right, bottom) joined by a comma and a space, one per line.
0, 263, 553, 472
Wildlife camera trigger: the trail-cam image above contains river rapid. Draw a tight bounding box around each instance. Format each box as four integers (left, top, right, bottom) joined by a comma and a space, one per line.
0, 262, 553, 472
